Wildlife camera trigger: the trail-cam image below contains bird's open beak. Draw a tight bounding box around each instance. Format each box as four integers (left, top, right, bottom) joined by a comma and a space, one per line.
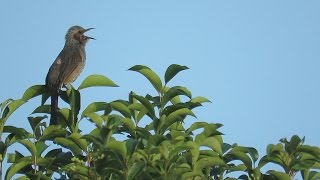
84, 28, 95, 32
84, 28, 96, 40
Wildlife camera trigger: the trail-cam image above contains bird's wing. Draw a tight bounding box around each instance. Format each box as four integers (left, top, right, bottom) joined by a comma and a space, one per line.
46, 56, 62, 89
58, 47, 84, 84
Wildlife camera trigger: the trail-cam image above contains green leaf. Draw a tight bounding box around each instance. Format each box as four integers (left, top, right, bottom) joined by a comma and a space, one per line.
121, 118, 135, 134
82, 134, 103, 148
190, 96, 211, 104
186, 141, 200, 165
161, 86, 192, 107
35, 141, 48, 157
83, 112, 104, 128
135, 127, 152, 140
0, 141, 7, 158
81, 102, 110, 118
187, 122, 223, 135
128, 161, 145, 180
128, 65, 163, 93
107, 141, 127, 161
194, 157, 226, 170
281, 135, 302, 154
58, 108, 72, 127
148, 134, 167, 146
5, 158, 32, 180
7, 151, 24, 163
67, 87, 80, 127
78, 74, 119, 90
161, 108, 196, 132
40, 125, 68, 141
226, 146, 257, 169
62, 163, 89, 178
69, 133, 88, 152
229, 146, 259, 164
169, 143, 196, 162
126, 139, 138, 157
3, 126, 31, 138
111, 101, 131, 118
1, 99, 25, 120
132, 95, 155, 118
54, 137, 82, 155
228, 164, 247, 173
22, 85, 47, 101
181, 171, 202, 180
31, 105, 51, 114
164, 64, 189, 84
267, 170, 291, 180
195, 135, 223, 155
27, 116, 47, 131
297, 145, 320, 158
19, 140, 37, 156
0, 99, 13, 115
308, 171, 320, 180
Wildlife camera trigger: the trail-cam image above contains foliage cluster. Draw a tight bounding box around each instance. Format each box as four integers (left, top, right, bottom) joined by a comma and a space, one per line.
0, 64, 319, 180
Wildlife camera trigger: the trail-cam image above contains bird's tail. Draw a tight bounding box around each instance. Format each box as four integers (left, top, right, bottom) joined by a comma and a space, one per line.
50, 91, 59, 125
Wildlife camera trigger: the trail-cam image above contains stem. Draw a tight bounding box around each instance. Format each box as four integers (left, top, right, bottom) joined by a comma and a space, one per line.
33, 155, 37, 174
0, 161, 2, 180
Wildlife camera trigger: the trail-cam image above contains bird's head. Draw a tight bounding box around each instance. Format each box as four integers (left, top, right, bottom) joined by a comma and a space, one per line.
65, 25, 95, 45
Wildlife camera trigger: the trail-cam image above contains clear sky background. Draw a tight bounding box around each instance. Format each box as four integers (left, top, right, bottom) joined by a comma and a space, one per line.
0, 0, 319, 176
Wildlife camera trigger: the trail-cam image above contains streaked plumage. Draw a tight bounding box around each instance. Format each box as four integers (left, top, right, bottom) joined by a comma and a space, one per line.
46, 25, 94, 125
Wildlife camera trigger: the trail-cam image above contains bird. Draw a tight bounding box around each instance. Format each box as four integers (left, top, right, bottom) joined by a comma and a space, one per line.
45, 25, 95, 125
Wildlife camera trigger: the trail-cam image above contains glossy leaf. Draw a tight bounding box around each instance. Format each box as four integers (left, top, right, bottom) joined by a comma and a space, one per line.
5, 158, 32, 180
27, 116, 47, 131
302, 170, 320, 180
111, 101, 131, 118
31, 105, 51, 114
69, 133, 88, 152
128, 161, 145, 180
161, 86, 192, 107
297, 145, 320, 158
107, 141, 127, 161
121, 118, 135, 134
187, 122, 223, 136
81, 102, 110, 118
194, 157, 226, 170
161, 108, 196, 132
186, 141, 200, 165
22, 85, 47, 101
132, 95, 155, 118
195, 135, 223, 155
82, 134, 103, 148
83, 112, 104, 127
7, 151, 24, 163
40, 125, 68, 141
126, 139, 138, 157
67, 87, 80, 126
1, 99, 25, 120
78, 74, 119, 90
54, 137, 82, 155
181, 171, 202, 180
164, 64, 189, 84
267, 170, 291, 180
0, 99, 13, 115
190, 96, 211, 104
35, 141, 48, 157
169, 143, 196, 162
0, 141, 7, 159
3, 126, 31, 138
225, 148, 253, 168
128, 65, 163, 93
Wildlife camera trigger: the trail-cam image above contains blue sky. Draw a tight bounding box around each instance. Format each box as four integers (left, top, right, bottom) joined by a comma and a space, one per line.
1, 0, 320, 174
